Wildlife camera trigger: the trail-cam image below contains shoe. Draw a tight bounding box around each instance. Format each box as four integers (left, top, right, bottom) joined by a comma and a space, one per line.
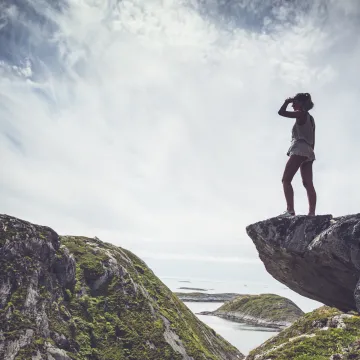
279, 210, 295, 217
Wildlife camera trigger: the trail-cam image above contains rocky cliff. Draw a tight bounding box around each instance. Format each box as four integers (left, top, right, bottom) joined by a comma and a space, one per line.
0, 214, 244, 360
246, 214, 360, 313
199, 294, 303, 330
246, 306, 360, 360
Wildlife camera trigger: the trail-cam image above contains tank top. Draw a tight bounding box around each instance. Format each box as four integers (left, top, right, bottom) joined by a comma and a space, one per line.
291, 113, 315, 146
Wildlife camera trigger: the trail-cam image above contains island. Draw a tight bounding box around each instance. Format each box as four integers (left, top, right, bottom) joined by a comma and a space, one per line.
175, 292, 241, 302
198, 294, 304, 329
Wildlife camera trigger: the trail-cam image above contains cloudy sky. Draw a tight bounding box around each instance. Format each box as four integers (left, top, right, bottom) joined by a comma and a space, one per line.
1, 0, 360, 299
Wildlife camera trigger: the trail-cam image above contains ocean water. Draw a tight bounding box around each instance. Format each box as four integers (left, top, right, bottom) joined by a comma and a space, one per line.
184, 302, 278, 355
160, 276, 321, 313
159, 276, 322, 355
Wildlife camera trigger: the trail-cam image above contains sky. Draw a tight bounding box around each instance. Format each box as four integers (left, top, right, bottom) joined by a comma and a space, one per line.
1, 0, 360, 297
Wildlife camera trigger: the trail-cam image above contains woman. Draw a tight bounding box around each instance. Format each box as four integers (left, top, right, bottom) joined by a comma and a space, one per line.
278, 93, 316, 216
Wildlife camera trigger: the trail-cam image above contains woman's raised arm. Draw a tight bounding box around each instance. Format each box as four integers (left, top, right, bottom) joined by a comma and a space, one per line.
278, 97, 306, 125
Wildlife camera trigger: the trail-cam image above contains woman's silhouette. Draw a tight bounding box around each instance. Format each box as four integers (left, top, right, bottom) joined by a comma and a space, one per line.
278, 93, 316, 216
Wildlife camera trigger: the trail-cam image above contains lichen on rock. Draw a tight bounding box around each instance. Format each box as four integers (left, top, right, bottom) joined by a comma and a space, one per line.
0, 214, 243, 360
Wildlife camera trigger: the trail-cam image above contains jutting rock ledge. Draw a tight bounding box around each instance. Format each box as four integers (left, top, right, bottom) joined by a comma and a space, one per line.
246, 214, 360, 313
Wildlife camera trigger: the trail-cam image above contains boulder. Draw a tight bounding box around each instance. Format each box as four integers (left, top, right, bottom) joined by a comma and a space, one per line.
246, 214, 360, 312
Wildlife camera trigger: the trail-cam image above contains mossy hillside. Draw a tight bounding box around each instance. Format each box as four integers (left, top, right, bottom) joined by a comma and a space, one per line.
0, 215, 243, 360
58, 235, 232, 360
216, 294, 303, 323
247, 306, 360, 360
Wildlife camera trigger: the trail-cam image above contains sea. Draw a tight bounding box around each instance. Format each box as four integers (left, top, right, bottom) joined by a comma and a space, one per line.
159, 276, 322, 355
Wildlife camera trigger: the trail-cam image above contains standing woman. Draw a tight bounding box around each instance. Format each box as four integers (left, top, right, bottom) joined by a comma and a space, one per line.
278, 93, 316, 216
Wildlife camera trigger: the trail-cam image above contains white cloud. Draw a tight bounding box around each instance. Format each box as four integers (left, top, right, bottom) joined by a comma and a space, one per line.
1, 0, 360, 272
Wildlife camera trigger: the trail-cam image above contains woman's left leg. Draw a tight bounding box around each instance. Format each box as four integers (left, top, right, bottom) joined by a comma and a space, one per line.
300, 160, 317, 215
282, 155, 307, 214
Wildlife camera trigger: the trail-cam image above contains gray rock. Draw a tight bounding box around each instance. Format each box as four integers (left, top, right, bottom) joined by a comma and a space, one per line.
2, 329, 34, 360
45, 342, 71, 360
51, 332, 70, 350
0, 215, 75, 359
246, 214, 360, 312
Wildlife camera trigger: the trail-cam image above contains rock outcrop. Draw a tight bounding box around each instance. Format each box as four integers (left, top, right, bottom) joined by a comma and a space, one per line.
199, 294, 303, 330
175, 292, 240, 303
246, 214, 360, 313
0, 215, 244, 360
246, 306, 360, 360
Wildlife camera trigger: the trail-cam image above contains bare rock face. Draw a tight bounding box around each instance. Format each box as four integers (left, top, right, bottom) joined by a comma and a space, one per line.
0, 215, 244, 360
246, 214, 360, 312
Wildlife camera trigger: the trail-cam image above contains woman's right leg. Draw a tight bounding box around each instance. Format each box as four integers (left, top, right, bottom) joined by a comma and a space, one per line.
282, 155, 307, 213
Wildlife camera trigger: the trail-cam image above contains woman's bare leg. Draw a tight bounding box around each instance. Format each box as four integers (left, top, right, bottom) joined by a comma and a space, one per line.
282, 155, 307, 213
300, 160, 317, 215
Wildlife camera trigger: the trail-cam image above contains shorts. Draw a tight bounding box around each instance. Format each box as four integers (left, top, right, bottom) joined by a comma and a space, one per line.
287, 140, 315, 162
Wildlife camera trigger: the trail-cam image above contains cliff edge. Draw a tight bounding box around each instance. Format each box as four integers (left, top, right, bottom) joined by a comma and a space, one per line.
246, 214, 360, 313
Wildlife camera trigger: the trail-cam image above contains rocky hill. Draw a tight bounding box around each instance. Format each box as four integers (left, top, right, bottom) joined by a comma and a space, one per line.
246, 306, 360, 360
199, 294, 303, 330
246, 214, 360, 312
0, 214, 244, 360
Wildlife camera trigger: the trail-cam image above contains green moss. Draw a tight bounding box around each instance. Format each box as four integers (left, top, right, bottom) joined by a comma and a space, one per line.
248, 306, 360, 360
62, 236, 109, 284
43, 236, 240, 360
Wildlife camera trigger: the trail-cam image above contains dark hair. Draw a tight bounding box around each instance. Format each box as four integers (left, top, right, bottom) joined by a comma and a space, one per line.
294, 93, 314, 111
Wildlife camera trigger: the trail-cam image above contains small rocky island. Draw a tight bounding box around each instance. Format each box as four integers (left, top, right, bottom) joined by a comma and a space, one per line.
199, 294, 303, 330
177, 287, 210, 291
175, 292, 240, 302
0, 215, 243, 360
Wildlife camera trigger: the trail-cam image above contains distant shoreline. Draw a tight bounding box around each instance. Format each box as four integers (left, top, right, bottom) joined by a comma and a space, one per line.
175, 292, 240, 302
177, 287, 211, 291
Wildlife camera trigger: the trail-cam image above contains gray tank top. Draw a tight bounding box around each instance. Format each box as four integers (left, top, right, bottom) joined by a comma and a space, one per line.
291, 113, 315, 145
